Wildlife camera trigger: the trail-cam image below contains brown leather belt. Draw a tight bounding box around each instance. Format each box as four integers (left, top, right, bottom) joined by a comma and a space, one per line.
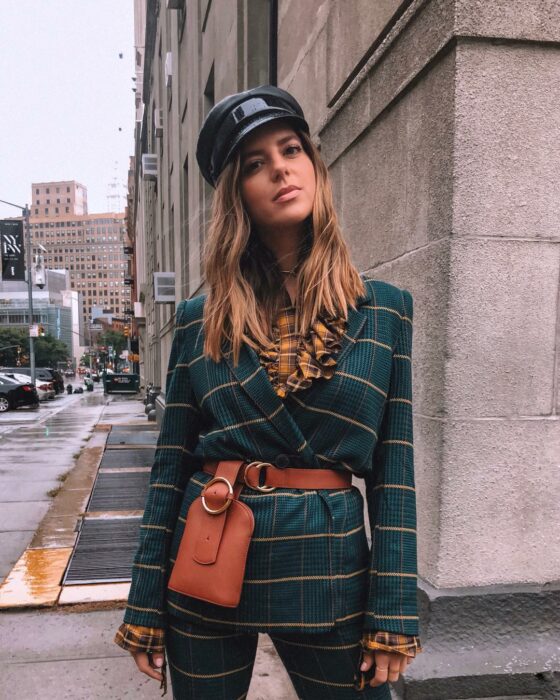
203, 460, 352, 492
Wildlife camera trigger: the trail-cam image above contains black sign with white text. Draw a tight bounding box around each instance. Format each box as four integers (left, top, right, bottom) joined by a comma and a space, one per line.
0, 219, 25, 281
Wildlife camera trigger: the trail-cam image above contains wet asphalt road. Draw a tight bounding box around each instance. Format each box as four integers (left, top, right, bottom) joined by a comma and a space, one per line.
0, 385, 108, 583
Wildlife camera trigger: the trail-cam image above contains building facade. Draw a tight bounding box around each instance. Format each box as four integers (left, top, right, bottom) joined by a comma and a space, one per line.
0, 270, 81, 365
130, 1, 560, 695
29, 181, 131, 329
32, 180, 88, 218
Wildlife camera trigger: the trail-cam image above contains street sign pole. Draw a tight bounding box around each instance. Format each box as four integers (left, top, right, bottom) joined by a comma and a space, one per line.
24, 205, 36, 385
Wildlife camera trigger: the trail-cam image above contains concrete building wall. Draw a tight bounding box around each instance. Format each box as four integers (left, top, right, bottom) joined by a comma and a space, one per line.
134, 0, 272, 396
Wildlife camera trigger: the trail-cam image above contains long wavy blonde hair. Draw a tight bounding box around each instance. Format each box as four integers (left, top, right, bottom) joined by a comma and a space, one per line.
201, 128, 366, 366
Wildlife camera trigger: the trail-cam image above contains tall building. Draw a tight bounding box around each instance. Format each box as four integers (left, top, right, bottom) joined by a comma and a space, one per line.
32, 180, 88, 217
29, 181, 131, 328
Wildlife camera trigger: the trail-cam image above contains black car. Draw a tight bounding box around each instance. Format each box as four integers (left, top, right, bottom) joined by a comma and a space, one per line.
0, 366, 65, 394
0, 375, 39, 412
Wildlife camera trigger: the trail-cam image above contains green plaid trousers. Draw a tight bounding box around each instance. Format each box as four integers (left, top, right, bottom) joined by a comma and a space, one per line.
166, 614, 391, 699
122, 277, 420, 640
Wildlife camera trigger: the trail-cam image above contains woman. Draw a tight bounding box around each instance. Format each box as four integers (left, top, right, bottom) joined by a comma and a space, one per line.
115, 85, 423, 698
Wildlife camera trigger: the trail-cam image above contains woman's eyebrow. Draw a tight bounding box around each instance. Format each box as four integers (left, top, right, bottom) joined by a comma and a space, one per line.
241, 134, 298, 160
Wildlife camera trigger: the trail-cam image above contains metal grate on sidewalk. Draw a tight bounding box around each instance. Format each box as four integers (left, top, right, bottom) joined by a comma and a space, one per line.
62, 517, 142, 584
110, 424, 159, 432
100, 448, 156, 468
107, 431, 159, 446
88, 471, 151, 511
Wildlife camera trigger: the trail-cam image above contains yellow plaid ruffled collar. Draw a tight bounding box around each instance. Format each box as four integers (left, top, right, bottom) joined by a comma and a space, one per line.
255, 287, 347, 398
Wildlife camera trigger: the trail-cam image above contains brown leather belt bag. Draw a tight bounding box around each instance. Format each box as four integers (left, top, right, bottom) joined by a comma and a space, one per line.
167, 459, 352, 608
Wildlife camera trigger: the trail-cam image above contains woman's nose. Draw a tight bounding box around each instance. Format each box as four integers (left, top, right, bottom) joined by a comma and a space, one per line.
270, 154, 290, 178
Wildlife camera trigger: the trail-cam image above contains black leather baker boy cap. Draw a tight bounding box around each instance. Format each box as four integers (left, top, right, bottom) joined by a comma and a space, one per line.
196, 85, 310, 188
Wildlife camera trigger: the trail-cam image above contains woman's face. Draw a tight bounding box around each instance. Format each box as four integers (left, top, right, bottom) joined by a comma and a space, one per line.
238, 120, 316, 233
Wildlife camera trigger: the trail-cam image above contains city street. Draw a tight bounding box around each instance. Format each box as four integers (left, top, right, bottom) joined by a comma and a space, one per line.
0, 384, 107, 581
0, 388, 301, 700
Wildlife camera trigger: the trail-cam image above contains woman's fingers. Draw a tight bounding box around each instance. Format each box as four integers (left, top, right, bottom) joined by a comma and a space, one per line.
387, 653, 402, 682
131, 651, 164, 681
360, 650, 375, 672
370, 650, 390, 687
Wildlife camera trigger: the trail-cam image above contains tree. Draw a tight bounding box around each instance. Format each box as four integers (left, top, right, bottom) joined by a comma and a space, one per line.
98, 329, 127, 357
0, 328, 28, 366
34, 335, 69, 367
0, 328, 69, 368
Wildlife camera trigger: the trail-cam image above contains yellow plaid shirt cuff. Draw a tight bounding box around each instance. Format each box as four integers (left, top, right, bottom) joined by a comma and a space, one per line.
361, 631, 423, 658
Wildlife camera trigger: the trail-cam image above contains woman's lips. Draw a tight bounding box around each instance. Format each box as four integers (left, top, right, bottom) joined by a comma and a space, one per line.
274, 188, 301, 203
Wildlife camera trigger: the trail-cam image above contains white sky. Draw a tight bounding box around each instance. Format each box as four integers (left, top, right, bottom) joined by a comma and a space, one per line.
0, 0, 135, 219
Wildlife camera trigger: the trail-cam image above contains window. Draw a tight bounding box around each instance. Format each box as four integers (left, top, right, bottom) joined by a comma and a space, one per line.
65, 207, 69, 213
35, 208, 38, 214
46, 188, 50, 193
36, 188, 39, 194
45, 208, 48, 214
55, 207, 59, 214
67, 186, 70, 193
46, 199, 50, 204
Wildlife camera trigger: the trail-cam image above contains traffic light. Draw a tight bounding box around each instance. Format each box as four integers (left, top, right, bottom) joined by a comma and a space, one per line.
124, 327, 130, 337
38, 324, 46, 336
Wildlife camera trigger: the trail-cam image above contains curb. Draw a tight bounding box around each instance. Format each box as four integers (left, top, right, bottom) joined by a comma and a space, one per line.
0, 421, 132, 610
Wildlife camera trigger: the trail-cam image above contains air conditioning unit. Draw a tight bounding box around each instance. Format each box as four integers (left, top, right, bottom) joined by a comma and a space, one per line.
142, 154, 158, 181
154, 108, 163, 137
136, 102, 145, 124
166, 0, 184, 8
154, 272, 176, 303
165, 52, 172, 89
134, 301, 145, 319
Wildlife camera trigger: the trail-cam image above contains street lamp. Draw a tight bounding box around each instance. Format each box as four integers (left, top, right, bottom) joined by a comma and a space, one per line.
0, 198, 36, 384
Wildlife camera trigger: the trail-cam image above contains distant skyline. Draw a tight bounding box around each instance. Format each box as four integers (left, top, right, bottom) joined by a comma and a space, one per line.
0, 1, 135, 219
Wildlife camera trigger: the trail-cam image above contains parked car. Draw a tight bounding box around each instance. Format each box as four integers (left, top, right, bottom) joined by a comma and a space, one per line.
0, 366, 65, 394
0, 375, 39, 412
0, 372, 55, 401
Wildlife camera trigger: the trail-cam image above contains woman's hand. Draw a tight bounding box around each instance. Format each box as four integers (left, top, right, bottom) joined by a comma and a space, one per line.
360, 649, 412, 687
130, 650, 165, 682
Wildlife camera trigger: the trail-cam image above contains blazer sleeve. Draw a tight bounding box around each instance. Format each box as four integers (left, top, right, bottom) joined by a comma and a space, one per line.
362, 288, 420, 636
122, 299, 202, 628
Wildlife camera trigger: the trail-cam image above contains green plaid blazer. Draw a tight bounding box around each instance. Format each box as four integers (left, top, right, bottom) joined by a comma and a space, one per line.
123, 277, 419, 636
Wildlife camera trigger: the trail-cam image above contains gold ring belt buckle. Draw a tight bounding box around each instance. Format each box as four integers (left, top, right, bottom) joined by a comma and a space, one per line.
201, 476, 234, 514
244, 461, 276, 493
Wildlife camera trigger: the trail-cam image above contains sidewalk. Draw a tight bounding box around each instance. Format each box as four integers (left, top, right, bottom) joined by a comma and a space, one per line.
0, 395, 297, 699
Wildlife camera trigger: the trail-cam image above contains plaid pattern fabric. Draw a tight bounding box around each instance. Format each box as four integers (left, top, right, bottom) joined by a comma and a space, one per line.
361, 630, 422, 657
165, 614, 391, 699
114, 623, 167, 696
114, 622, 165, 653
255, 287, 347, 398
120, 277, 421, 643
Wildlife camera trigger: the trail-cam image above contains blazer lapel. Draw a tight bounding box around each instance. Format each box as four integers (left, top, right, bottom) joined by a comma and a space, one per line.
336, 280, 371, 365
223, 343, 315, 459
222, 279, 372, 458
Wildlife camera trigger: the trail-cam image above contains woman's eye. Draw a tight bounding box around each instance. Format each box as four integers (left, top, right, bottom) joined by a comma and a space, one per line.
243, 160, 261, 174
285, 144, 302, 155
